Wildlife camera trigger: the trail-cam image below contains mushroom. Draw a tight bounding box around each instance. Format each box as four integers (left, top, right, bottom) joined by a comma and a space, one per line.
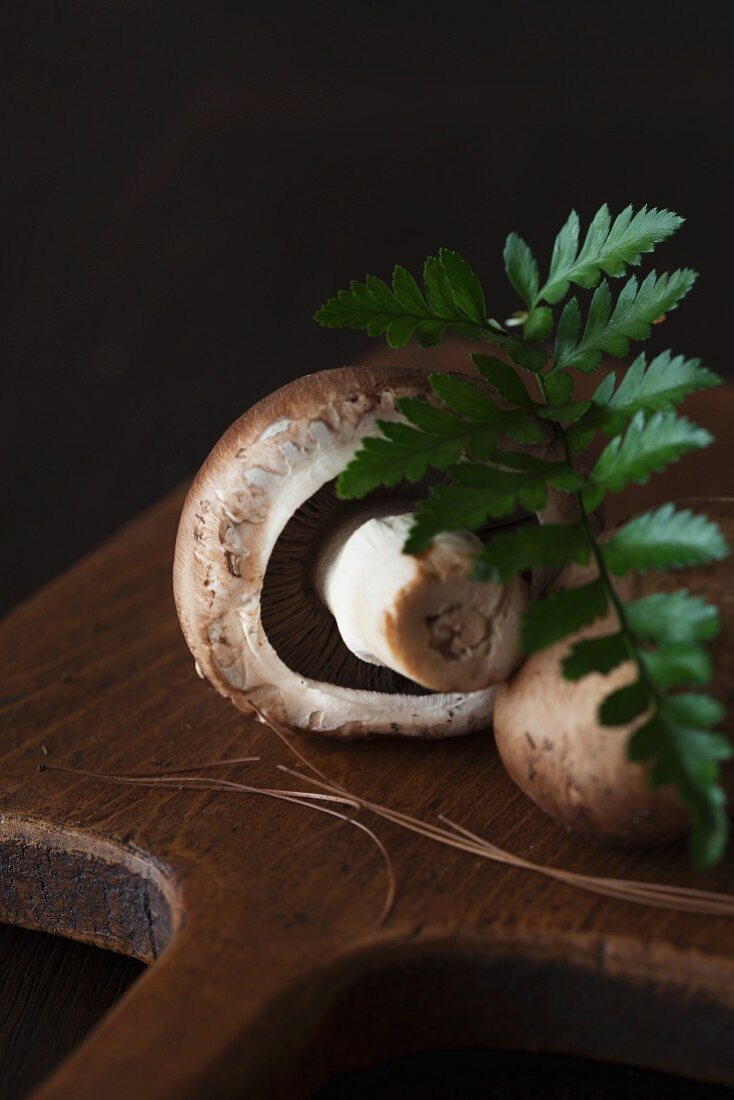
311, 510, 529, 694
494, 497, 734, 846
174, 364, 571, 738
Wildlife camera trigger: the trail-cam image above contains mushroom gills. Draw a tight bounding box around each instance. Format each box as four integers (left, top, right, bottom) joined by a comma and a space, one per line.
261, 480, 531, 695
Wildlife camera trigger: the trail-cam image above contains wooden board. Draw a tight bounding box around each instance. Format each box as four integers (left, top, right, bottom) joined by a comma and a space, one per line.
3, 380, 734, 1099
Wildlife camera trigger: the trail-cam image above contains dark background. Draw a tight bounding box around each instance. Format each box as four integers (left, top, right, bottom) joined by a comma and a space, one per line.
2, 3, 734, 1095
4, 1, 734, 616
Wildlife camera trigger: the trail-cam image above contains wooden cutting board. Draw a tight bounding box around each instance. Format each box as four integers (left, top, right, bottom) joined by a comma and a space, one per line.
3, 374, 734, 1099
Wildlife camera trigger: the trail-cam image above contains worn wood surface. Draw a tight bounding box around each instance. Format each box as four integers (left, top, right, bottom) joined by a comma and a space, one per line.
2, 931, 726, 1100
2, 377, 734, 1098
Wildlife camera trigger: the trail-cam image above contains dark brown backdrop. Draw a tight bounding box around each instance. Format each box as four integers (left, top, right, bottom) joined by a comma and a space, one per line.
4, 1, 734, 615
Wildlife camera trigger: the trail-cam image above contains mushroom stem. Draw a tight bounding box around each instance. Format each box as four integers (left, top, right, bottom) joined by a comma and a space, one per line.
313, 511, 528, 693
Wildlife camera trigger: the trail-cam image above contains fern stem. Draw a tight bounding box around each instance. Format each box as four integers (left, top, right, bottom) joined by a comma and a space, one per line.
538, 378, 664, 719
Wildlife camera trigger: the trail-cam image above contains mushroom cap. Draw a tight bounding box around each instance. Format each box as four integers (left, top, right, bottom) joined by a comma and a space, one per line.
494, 497, 734, 846
174, 364, 567, 738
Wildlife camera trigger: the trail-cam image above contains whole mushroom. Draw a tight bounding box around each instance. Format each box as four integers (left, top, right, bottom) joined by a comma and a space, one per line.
494, 497, 734, 846
174, 364, 572, 738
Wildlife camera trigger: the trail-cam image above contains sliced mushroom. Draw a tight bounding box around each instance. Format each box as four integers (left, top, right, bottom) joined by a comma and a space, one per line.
174, 364, 571, 737
494, 497, 734, 846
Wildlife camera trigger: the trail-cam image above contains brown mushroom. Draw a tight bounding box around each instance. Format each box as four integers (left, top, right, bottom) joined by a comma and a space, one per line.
174, 365, 571, 738
494, 497, 734, 846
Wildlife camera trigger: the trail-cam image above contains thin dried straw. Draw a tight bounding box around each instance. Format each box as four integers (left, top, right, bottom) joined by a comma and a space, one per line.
43, 759, 395, 927
263, 718, 734, 919
45, 714, 734, 922
436, 816, 734, 914
45, 758, 360, 809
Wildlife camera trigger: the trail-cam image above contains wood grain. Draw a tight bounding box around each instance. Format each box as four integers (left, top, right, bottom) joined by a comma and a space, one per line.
0, 923, 142, 1100
2, 371, 734, 1098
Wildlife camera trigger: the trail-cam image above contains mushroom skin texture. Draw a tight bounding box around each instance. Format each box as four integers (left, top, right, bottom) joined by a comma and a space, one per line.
174, 365, 571, 738
494, 497, 734, 846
